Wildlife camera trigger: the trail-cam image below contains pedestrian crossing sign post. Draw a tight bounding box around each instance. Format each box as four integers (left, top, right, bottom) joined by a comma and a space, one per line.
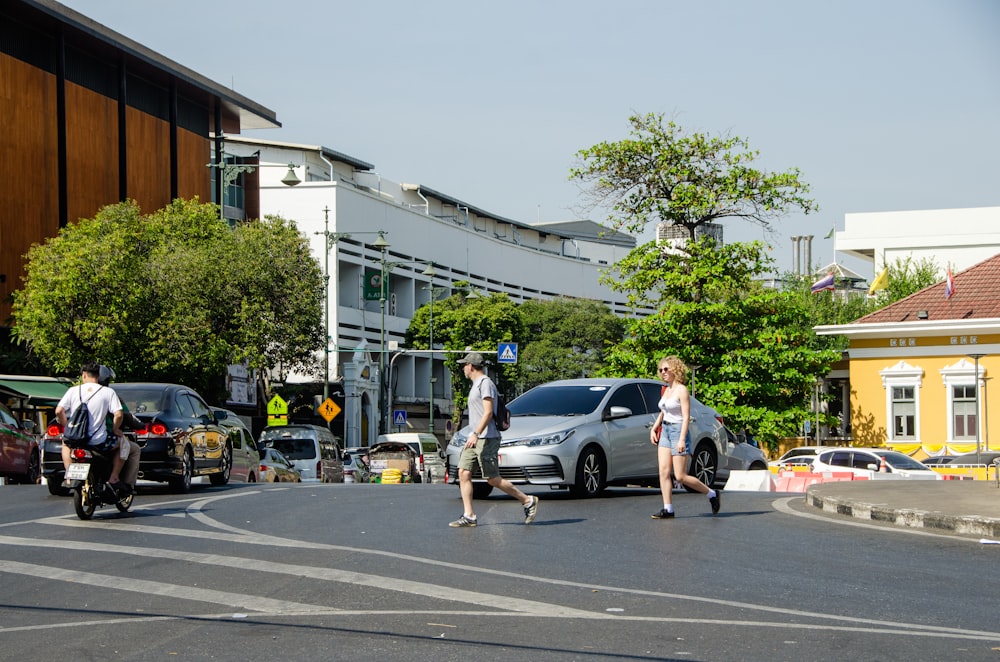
393, 410, 407, 428
498, 342, 518, 364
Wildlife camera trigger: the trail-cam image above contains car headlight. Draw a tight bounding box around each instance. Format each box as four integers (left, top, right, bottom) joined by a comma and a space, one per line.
449, 432, 467, 448
505, 429, 575, 448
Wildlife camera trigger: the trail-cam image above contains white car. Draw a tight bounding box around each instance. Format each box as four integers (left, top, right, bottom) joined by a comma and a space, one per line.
810, 447, 942, 480
446, 378, 732, 498
768, 445, 832, 470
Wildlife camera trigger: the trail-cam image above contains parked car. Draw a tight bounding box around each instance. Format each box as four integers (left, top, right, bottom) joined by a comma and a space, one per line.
41, 382, 232, 494
723, 427, 769, 472
446, 378, 731, 498
768, 446, 831, 470
810, 447, 942, 480
0, 401, 40, 485
343, 447, 371, 484
214, 409, 261, 483
259, 447, 301, 482
945, 451, 1000, 467
258, 424, 344, 483
921, 456, 957, 466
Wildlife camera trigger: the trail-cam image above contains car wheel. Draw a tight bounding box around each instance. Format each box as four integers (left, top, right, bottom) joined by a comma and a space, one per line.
749, 461, 767, 471
210, 444, 232, 486
20, 450, 41, 485
471, 482, 494, 499
686, 442, 717, 492
248, 472, 256, 483
47, 475, 71, 496
170, 448, 193, 494
570, 445, 606, 498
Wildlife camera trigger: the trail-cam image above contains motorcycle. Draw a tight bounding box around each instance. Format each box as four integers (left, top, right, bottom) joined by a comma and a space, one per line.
64, 439, 135, 520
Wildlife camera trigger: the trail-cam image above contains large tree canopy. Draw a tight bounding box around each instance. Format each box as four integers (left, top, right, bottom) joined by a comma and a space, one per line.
11, 199, 323, 402
570, 112, 817, 239
407, 294, 624, 412
601, 238, 840, 448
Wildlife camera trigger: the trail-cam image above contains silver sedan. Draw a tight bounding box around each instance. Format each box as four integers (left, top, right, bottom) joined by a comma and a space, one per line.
446, 378, 731, 498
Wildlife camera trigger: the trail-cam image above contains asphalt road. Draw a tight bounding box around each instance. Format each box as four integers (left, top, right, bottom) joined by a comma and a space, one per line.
1, 482, 998, 661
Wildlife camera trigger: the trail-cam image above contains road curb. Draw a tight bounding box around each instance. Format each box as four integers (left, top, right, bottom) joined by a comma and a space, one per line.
805, 486, 1000, 538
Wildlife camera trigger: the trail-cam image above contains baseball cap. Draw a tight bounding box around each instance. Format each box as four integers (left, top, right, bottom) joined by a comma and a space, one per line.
457, 351, 485, 366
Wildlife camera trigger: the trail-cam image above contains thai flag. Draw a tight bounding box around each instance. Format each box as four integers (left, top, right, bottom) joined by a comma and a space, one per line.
945, 264, 955, 300
811, 271, 835, 293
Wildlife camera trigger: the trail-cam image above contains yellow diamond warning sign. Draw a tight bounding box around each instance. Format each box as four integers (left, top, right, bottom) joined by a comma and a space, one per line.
318, 398, 342, 422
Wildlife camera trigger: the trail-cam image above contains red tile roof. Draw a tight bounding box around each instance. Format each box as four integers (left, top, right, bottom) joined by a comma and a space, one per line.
855, 253, 1000, 323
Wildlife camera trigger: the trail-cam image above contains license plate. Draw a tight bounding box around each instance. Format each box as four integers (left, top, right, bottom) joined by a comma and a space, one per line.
65, 463, 91, 480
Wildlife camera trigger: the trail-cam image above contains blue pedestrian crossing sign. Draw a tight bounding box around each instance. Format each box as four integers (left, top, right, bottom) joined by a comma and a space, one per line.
498, 342, 518, 364
393, 410, 407, 426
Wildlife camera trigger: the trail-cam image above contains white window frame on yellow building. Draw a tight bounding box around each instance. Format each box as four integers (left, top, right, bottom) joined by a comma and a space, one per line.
880, 361, 923, 443
940, 358, 982, 443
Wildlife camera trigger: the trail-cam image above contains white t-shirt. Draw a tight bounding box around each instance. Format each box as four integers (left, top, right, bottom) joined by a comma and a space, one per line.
57, 383, 123, 446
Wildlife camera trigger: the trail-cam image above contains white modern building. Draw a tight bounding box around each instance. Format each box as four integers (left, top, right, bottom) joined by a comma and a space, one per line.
835, 206, 1000, 274
219, 135, 641, 446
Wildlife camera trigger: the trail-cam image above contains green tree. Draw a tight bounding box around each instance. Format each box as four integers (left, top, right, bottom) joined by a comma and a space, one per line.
570, 112, 817, 247
11, 199, 323, 402
406, 291, 523, 426
511, 298, 624, 392
601, 239, 840, 449
870, 255, 941, 304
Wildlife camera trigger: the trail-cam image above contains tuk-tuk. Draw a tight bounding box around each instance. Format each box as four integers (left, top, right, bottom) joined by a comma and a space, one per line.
368, 439, 422, 483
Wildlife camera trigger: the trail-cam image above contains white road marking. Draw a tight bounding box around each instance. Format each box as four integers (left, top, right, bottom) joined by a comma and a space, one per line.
1, 491, 997, 643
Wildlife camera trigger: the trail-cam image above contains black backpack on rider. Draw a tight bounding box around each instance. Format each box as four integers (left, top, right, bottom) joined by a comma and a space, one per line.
63, 386, 99, 448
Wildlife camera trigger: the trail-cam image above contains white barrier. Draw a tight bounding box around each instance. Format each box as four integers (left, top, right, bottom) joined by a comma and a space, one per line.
725, 470, 775, 492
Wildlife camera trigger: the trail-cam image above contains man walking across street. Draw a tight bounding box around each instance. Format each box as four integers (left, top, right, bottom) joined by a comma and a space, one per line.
450, 352, 539, 527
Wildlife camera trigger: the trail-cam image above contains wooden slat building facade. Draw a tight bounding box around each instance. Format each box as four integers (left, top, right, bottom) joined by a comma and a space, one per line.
0, 0, 280, 323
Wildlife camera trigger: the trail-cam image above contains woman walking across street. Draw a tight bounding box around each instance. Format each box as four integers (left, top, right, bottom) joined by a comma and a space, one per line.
649, 356, 720, 519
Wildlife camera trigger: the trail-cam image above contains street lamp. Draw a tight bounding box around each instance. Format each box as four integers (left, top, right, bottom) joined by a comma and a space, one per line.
313, 208, 387, 402
208, 148, 300, 222
375, 232, 391, 434
420, 263, 447, 438
687, 363, 700, 397
968, 353, 987, 465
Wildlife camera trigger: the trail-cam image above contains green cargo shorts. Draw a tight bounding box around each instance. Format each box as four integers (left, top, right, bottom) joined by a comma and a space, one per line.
458, 436, 501, 479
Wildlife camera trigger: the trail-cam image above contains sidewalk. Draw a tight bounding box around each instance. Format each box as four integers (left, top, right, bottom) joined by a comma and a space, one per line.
804, 479, 1000, 539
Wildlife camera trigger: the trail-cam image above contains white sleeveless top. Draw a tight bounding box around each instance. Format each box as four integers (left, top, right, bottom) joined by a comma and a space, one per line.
658, 391, 684, 424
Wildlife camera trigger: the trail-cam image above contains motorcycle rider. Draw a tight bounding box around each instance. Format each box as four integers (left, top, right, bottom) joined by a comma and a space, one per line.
56, 362, 125, 489
98, 365, 141, 497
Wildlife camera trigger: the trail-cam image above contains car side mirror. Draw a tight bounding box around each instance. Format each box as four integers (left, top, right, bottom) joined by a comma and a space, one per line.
603, 405, 632, 421
20, 419, 35, 433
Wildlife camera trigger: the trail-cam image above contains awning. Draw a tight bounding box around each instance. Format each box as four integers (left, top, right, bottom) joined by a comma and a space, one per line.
0, 376, 73, 406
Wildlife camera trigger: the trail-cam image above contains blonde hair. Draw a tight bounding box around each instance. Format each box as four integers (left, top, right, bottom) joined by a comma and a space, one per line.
657, 356, 688, 385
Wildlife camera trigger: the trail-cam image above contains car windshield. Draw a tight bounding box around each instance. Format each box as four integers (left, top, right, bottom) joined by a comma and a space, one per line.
267, 438, 317, 460
507, 385, 609, 416
876, 451, 931, 470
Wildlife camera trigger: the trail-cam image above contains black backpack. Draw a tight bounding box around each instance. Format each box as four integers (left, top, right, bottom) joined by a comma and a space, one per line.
493, 392, 511, 432
63, 386, 98, 448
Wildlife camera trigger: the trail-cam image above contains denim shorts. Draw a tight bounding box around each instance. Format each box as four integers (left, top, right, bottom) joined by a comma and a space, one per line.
657, 422, 690, 456
458, 436, 502, 478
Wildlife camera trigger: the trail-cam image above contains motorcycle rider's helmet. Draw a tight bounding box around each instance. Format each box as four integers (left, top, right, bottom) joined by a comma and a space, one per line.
97, 365, 116, 387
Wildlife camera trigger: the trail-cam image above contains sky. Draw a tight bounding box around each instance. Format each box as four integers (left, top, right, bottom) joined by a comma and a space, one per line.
60, 0, 1000, 277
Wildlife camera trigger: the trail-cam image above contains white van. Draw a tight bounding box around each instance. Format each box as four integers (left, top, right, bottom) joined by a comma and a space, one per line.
259, 424, 344, 483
